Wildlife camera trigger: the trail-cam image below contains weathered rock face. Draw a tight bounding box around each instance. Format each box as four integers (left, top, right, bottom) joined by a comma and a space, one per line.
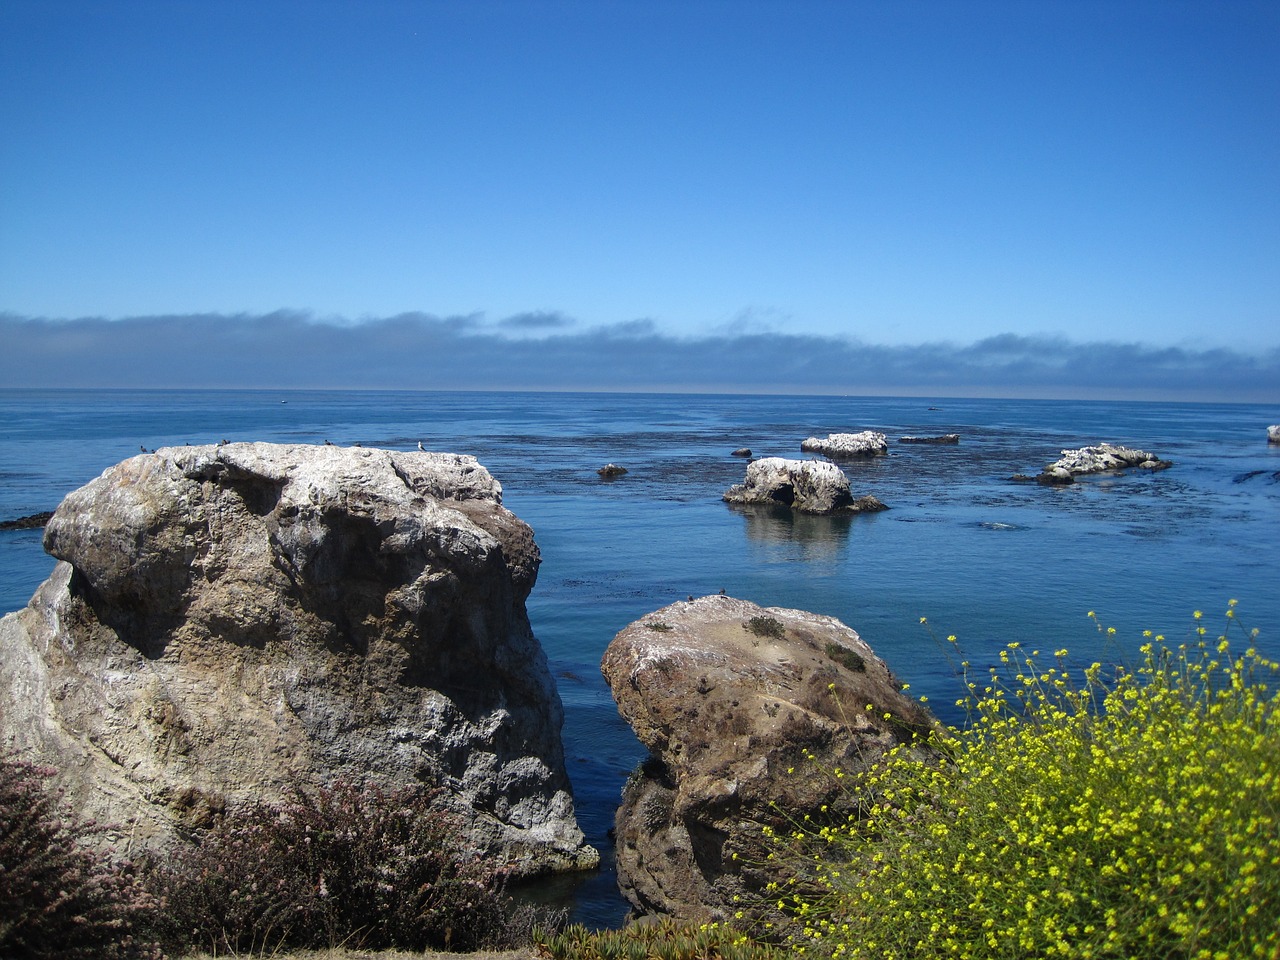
722, 457, 887, 515
602, 596, 936, 921
1269, 425, 1280, 444
0, 443, 595, 874
1038, 442, 1172, 484
799, 431, 888, 458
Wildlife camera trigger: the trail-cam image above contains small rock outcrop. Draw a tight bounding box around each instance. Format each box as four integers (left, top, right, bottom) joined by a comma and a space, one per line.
0, 443, 595, 874
799, 430, 888, 459
730, 448, 752, 458
722, 458, 887, 515
1269, 425, 1280, 444
0, 511, 53, 530
899, 434, 959, 445
597, 463, 628, 478
1037, 443, 1172, 484
602, 596, 936, 921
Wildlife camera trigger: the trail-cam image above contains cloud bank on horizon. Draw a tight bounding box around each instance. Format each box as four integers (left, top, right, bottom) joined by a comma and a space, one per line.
3, 312, 1276, 403
1, 1, 1278, 373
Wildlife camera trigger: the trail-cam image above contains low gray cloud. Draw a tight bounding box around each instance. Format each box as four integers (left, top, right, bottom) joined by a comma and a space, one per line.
1, 311, 1276, 402
498, 310, 575, 331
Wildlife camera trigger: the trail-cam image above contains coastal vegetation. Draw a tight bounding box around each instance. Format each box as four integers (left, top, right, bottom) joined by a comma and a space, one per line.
0, 755, 159, 959
762, 604, 1279, 959
4, 605, 1276, 959
141, 782, 554, 956
0, 774, 556, 959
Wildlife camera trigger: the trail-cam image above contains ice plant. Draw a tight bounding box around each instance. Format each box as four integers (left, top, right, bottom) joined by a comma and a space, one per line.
768, 604, 1280, 959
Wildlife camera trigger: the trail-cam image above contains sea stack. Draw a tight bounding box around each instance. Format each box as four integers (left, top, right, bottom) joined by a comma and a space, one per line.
0, 443, 596, 875
723, 457, 887, 515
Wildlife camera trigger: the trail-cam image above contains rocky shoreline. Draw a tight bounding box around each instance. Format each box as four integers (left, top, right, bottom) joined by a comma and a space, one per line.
0, 426, 1209, 927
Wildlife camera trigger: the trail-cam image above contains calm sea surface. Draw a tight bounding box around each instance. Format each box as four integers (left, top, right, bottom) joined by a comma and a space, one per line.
2, 389, 1279, 926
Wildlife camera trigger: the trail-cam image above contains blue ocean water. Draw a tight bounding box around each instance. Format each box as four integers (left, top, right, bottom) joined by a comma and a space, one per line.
2, 389, 1279, 926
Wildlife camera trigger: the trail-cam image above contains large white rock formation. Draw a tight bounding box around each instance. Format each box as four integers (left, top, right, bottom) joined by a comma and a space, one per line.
0, 443, 595, 874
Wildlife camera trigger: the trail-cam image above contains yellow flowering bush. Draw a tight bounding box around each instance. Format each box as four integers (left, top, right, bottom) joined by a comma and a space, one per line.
770, 603, 1280, 959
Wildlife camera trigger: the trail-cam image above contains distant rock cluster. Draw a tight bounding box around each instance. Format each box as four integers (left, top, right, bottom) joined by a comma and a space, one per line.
1034, 443, 1173, 485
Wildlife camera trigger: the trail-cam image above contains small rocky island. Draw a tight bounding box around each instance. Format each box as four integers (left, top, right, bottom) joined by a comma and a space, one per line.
723, 457, 887, 514
602, 595, 936, 920
0, 443, 596, 875
1034, 442, 1173, 485
799, 430, 889, 458
0, 510, 54, 530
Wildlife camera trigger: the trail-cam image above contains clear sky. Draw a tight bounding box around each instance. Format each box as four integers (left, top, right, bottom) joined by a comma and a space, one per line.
1, 1, 1278, 400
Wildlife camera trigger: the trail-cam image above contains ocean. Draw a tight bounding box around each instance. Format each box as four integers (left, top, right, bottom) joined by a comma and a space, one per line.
2, 388, 1278, 927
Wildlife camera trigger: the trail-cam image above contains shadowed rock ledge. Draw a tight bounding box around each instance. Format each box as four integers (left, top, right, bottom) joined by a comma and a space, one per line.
601, 596, 936, 921
0, 442, 596, 875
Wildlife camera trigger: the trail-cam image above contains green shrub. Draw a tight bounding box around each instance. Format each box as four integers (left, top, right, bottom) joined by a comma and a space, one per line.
746, 617, 785, 639
146, 780, 559, 955
0, 754, 160, 960
536, 918, 785, 960
824, 642, 866, 673
768, 603, 1280, 959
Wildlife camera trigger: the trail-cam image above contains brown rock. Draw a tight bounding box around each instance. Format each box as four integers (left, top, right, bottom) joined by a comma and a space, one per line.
601, 595, 936, 920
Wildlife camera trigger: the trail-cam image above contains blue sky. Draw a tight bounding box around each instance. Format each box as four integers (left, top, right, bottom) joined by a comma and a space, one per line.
1, 1, 1278, 399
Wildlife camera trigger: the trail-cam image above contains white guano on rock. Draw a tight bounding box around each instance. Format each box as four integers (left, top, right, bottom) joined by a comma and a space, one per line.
799, 431, 889, 458
721, 457, 886, 515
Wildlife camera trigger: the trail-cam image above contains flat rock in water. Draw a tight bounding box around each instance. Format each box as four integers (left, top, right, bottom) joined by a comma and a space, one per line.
602, 595, 937, 921
0, 511, 53, 530
899, 434, 960, 445
799, 430, 888, 458
1039, 442, 1172, 481
0, 442, 596, 875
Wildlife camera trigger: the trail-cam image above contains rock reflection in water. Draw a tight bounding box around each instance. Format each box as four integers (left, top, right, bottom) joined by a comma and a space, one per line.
728, 502, 856, 561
